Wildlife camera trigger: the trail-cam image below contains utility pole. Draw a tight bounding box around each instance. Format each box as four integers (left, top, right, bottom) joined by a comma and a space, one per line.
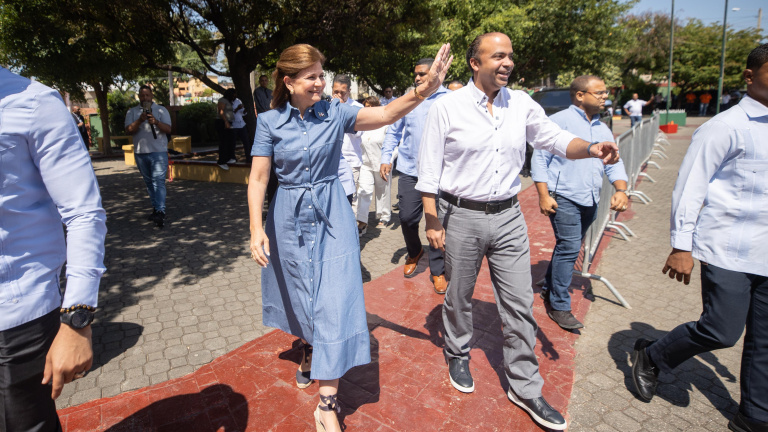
665, 0, 675, 118
716, 0, 729, 115
758, 8, 762, 31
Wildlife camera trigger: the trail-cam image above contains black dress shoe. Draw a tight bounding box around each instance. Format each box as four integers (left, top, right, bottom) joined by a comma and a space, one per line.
729, 411, 768, 432
146, 209, 158, 221
153, 211, 165, 229
548, 310, 584, 330
507, 390, 567, 430
631, 338, 659, 402
447, 357, 474, 393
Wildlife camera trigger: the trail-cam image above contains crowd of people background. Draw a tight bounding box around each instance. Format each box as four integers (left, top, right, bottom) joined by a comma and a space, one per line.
1, 30, 767, 432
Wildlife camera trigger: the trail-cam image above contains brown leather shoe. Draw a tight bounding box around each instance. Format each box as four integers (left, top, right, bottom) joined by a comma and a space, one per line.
403, 248, 424, 277
431, 274, 447, 294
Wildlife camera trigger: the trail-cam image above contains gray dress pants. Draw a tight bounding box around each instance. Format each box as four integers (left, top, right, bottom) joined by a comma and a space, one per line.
440, 198, 544, 399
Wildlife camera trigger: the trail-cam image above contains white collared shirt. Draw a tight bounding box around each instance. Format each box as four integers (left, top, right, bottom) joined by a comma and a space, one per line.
341, 97, 363, 168
416, 81, 576, 201
232, 98, 246, 129
670, 95, 768, 277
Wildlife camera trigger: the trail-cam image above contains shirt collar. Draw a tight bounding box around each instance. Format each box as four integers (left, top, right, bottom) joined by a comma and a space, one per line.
467, 80, 491, 107
569, 104, 601, 124
740, 95, 768, 118
276, 100, 330, 126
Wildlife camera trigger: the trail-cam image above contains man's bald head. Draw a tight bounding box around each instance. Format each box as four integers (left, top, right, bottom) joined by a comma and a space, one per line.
466, 32, 510, 70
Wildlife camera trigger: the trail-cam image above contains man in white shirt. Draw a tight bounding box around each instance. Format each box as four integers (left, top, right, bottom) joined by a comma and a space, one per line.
417, 32, 619, 431
631, 43, 768, 432
332, 75, 364, 215
721, 92, 732, 110
623, 93, 649, 127
125, 86, 172, 228
231, 92, 252, 163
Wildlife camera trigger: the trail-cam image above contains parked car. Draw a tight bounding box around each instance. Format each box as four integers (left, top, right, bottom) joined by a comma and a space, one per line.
520, 88, 612, 177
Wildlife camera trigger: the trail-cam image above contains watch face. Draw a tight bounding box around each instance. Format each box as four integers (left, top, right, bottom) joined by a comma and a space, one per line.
72, 310, 92, 328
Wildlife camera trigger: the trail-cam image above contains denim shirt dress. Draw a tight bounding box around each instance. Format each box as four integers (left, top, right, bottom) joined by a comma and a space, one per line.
251, 99, 371, 380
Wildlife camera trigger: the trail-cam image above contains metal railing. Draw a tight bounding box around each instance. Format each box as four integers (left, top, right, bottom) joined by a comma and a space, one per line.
577, 114, 669, 309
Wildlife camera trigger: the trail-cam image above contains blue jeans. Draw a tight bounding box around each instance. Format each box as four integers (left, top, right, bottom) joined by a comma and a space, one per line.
648, 264, 768, 422
545, 195, 597, 311
630, 115, 642, 127
135, 151, 168, 212
699, 103, 709, 116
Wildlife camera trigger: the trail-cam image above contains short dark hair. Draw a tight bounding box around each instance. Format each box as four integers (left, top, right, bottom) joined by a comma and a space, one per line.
416, 58, 433, 68
333, 74, 351, 88
746, 43, 768, 70
466, 33, 497, 70
259, 74, 268, 80
138, 85, 153, 94
223, 88, 237, 101
569, 75, 602, 101
384, 86, 393, 91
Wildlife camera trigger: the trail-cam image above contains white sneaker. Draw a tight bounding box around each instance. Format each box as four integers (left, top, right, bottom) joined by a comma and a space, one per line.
218, 163, 230, 170
226, 159, 237, 164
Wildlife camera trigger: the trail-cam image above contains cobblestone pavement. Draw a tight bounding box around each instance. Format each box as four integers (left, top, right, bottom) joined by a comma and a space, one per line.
57, 155, 532, 409
568, 116, 744, 431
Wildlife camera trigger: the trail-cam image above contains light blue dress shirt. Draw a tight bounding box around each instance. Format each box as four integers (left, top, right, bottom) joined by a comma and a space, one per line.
670, 95, 768, 277
0, 68, 107, 331
381, 86, 449, 177
531, 105, 628, 207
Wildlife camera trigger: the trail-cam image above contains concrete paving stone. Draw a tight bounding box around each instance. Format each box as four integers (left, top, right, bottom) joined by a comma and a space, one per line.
159, 327, 183, 339
67, 387, 103, 407
150, 372, 169, 385
603, 411, 642, 432
101, 384, 123, 399
203, 337, 227, 351
168, 365, 195, 380
164, 345, 189, 359
182, 332, 205, 345
170, 357, 188, 368
144, 359, 171, 375
97, 370, 125, 387
188, 350, 213, 365
124, 366, 145, 379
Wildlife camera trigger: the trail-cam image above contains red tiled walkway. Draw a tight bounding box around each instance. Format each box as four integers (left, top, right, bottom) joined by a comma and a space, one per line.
60, 184, 627, 431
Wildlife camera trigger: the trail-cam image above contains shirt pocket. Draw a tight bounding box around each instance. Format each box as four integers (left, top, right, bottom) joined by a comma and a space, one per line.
0, 134, 22, 188
734, 159, 768, 194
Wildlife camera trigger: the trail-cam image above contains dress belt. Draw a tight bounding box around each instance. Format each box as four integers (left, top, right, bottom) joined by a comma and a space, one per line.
441, 191, 518, 214
281, 175, 336, 238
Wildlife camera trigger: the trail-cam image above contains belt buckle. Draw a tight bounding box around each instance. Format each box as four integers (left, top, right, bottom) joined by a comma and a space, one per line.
485, 202, 501, 214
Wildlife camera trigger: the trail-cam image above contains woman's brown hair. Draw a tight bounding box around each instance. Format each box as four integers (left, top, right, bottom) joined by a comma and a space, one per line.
271, 44, 326, 109
363, 96, 380, 107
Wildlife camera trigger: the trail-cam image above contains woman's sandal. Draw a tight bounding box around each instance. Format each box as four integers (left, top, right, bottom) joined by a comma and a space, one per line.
313, 394, 341, 432
296, 343, 313, 389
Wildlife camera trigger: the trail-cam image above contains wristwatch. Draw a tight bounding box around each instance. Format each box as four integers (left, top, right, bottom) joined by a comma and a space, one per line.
60, 307, 95, 329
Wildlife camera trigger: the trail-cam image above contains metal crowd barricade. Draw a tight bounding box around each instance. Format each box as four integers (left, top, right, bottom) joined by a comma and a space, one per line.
575, 114, 668, 309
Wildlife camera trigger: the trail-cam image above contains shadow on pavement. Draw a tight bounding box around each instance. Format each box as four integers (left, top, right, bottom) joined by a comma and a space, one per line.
103, 384, 247, 431
609, 322, 739, 419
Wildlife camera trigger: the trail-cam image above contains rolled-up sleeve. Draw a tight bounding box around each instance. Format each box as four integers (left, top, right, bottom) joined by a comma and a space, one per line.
604, 158, 629, 184
415, 103, 446, 194
29, 90, 107, 308
669, 120, 731, 251
531, 149, 554, 184
524, 98, 576, 158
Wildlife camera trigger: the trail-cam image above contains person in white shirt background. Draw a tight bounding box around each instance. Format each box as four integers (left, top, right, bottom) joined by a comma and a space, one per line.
623, 93, 650, 127
630, 43, 768, 432
332, 74, 364, 209
417, 32, 620, 431
231, 91, 252, 163
355, 96, 392, 235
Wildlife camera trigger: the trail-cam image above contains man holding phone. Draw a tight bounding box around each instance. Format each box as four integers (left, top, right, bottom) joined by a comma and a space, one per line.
125, 85, 172, 228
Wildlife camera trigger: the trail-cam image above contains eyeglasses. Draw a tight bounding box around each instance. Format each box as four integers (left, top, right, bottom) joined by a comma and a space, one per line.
579, 90, 609, 97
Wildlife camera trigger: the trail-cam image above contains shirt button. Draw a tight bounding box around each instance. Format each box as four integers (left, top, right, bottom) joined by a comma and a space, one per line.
312, 223, 315, 226
309, 259, 313, 262
305, 168, 309, 171
308, 205, 313, 209
303, 132, 307, 135
304, 147, 308, 150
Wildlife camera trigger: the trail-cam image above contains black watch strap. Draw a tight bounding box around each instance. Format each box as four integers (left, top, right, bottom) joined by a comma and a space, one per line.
60, 306, 95, 329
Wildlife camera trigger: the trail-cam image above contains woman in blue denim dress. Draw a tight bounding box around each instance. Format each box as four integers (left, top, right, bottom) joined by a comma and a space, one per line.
247, 44, 452, 431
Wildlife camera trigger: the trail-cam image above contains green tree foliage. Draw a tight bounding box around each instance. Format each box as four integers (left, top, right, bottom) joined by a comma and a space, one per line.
425, 0, 633, 86
0, 0, 170, 155
107, 89, 137, 136
176, 102, 217, 145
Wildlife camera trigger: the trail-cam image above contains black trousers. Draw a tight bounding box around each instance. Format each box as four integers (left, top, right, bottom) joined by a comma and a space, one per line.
397, 174, 444, 276
215, 119, 236, 164
648, 263, 768, 422
0, 309, 62, 432
233, 127, 252, 163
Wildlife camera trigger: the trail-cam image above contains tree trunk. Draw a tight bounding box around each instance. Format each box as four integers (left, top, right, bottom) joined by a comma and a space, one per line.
91, 81, 113, 156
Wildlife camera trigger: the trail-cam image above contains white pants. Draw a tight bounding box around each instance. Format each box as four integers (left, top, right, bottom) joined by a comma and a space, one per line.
355, 165, 391, 224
